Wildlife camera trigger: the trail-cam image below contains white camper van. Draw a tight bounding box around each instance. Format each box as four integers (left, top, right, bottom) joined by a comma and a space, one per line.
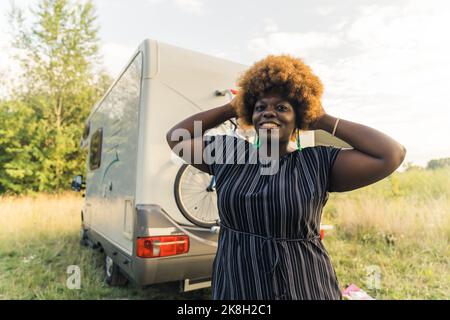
72, 39, 350, 292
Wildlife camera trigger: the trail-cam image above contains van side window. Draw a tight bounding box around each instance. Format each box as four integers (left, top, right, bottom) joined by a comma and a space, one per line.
89, 128, 103, 170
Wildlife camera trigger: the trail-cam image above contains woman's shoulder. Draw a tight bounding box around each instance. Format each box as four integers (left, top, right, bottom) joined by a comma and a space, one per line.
299, 145, 342, 170
296, 145, 319, 158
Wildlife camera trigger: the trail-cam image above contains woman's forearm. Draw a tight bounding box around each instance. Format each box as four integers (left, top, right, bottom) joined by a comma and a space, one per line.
166, 103, 236, 143
313, 114, 407, 163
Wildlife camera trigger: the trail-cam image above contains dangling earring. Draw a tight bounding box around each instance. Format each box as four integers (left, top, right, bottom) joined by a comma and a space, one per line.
296, 129, 302, 151
254, 134, 261, 149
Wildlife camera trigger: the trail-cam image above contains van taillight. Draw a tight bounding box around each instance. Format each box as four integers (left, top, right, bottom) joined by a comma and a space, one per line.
136, 235, 189, 258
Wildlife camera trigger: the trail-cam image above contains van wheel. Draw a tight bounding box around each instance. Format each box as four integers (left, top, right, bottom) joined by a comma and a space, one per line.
104, 255, 128, 286
174, 164, 219, 228
80, 227, 89, 247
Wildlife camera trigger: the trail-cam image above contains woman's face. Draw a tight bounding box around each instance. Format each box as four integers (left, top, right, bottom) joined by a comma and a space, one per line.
252, 91, 297, 143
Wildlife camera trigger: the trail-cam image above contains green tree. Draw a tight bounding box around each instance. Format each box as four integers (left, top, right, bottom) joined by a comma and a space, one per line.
426, 158, 450, 170
0, 100, 41, 194
2, 0, 111, 193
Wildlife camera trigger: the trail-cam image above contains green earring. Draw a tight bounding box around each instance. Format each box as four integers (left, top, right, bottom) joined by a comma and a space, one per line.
254, 134, 261, 149
296, 130, 302, 151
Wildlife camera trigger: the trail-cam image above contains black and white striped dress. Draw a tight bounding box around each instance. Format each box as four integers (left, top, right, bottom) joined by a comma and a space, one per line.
204, 134, 343, 300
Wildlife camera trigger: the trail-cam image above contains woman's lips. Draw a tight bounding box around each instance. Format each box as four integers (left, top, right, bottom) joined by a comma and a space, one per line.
259, 123, 280, 129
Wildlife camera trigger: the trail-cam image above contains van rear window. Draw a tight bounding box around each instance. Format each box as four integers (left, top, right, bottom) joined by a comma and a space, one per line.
89, 128, 103, 170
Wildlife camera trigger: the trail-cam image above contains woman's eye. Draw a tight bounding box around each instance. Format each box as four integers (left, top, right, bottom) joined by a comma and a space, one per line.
255, 104, 288, 111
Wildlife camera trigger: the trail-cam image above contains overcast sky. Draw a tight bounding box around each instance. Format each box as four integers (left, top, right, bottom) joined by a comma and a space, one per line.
1, 0, 449, 167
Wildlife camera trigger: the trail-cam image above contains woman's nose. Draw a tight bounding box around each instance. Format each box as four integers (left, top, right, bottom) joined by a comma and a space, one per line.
262, 106, 277, 118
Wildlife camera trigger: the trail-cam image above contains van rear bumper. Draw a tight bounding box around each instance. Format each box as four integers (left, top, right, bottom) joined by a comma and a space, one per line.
85, 204, 219, 287
132, 204, 219, 286
133, 253, 215, 286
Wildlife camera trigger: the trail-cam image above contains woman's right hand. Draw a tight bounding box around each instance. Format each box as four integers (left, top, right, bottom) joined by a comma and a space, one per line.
226, 96, 238, 119
167, 100, 239, 174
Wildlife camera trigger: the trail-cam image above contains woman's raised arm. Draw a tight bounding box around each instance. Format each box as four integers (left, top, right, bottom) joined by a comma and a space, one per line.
166, 101, 237, 174
310, 114, 407, 192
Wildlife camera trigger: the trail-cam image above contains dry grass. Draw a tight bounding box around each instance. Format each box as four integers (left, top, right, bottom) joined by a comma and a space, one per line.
0, 167, 449, 299
331, 195, 450, 244
0, 192, 82, 240
0, 192, 211, 300
322, 167, 450, 244
321, 167, 450, 299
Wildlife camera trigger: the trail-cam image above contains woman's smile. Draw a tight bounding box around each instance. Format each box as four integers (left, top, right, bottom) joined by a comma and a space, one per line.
259, 121, 281, 130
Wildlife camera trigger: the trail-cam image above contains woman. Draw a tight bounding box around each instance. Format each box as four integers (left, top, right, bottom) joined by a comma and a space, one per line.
166, 54, 406, 300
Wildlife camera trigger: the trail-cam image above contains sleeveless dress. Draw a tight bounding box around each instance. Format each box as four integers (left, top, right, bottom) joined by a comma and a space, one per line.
203, 134, 343, 300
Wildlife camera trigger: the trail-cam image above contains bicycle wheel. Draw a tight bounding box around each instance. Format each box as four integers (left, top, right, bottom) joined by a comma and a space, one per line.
174, 164, 219, 228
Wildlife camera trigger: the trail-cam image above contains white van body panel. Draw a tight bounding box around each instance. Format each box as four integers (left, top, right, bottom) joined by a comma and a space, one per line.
135, 40, 248, 223
84, 50, 143, 255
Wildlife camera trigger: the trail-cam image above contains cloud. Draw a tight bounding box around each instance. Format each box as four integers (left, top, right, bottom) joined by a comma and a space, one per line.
0, 30, 23, 98
248, 30, 342, 61
315, 6, 334, 16
0, 36, 12, 97
245, 0, 450, 165
174, 0, 205, 15
263, 18, 278, 33
0, 30, 11, 63
97, 0, 205, 15
338, 1, 450, 165
100, 42, 136, 79
323, 1, 450, 115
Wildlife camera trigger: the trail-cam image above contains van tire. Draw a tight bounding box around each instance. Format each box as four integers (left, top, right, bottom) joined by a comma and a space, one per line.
80, 227, 89, 247
104, 255, 128, 286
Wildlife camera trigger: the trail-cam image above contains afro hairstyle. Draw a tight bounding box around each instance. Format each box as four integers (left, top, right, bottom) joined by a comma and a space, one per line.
233, 54, 325, 141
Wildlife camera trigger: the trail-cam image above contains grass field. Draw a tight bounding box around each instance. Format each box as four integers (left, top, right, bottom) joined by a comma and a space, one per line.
0, 167, 449, 299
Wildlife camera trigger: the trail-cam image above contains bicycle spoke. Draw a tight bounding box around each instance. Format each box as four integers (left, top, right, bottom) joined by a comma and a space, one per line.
175, 165, 219, 225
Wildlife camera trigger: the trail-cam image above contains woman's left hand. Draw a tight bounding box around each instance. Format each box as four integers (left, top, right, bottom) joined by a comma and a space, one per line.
308, 112, 407, 193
